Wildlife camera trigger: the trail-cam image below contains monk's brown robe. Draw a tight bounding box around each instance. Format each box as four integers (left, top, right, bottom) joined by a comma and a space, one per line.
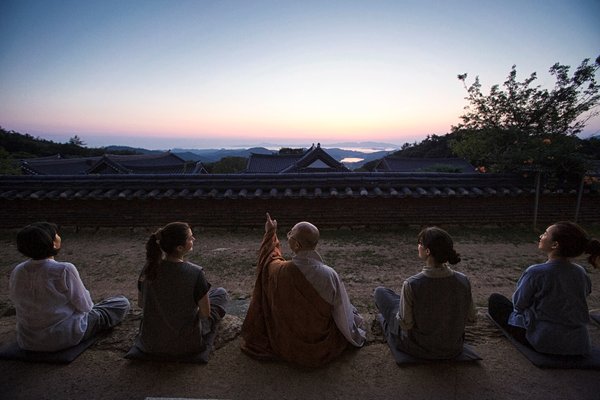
240, 227, 348, 367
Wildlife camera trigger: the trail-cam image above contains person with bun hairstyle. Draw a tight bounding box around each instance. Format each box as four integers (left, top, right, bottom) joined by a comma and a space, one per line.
135, 222, 228, 356
374, 227, 476, 359
9, 222, 130, 352
488, 221, 600, 356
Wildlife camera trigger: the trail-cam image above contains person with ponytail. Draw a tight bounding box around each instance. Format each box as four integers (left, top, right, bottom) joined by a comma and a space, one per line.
9, 222, 130, 352
135, 222, 228, 356
374, 227, 476, 359
488, 221, 599, 356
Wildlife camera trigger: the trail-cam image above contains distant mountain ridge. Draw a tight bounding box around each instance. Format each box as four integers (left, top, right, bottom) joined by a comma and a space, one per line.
170, 147, 273, 163
105, 144, 395, 168
104, 145, 161, 155
227, 141, 399, 150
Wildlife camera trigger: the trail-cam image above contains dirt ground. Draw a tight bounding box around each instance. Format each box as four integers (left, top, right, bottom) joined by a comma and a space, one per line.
1, 225, 599, 400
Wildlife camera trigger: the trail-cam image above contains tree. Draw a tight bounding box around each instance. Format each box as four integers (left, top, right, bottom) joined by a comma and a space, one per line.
450, 56, 600, 181
279, 147, 305, 155
391, 134, 456, 158
68, 135, 86, 146
0, 147, 21, 175
356, 135, 458, 171
1, 128, 137, 158
579, 136, 600, 159
205, 156, 248, 173
354, 158, 379, 172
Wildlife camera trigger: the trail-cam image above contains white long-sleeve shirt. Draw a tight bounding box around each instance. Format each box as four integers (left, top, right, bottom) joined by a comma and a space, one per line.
9, 258, 94, 351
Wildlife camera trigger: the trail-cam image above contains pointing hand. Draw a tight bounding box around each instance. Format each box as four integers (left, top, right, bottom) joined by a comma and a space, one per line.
265, 212, 277, 232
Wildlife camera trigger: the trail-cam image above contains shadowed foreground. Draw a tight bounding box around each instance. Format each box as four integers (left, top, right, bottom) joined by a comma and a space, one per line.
1, 227, 599, 399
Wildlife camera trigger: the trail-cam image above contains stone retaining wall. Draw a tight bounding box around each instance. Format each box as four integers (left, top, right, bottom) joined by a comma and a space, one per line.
2, 193, 597, 229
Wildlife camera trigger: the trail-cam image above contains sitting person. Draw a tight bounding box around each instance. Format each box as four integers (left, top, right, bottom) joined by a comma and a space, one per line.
374, 227, 476, 359
135, 222, 228, 356
488, 221, 599, 356
241, 213, 366, 367
9, 222, 130, 352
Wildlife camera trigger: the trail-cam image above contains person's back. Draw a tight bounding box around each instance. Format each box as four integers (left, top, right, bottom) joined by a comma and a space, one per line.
510, 260, 591, 355
402, 271, 472, 359
10, 258, 92, 351
374, 226, 476, 360
135, 222, 228, 357
241, 213, 365, 367
254, 258, 348, 367
9, 222, 130, 352
138, 260, 206, 355
488, 221, 599, 356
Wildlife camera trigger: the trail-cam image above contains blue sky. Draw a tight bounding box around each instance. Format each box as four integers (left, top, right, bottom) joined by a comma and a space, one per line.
1, 0, 599, 150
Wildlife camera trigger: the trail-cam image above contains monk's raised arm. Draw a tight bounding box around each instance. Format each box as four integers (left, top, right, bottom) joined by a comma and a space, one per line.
257, 213, 285, 270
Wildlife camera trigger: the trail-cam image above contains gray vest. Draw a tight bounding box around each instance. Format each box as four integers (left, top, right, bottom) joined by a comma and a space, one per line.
399, 271, 472, 359
138, 261, 207, 355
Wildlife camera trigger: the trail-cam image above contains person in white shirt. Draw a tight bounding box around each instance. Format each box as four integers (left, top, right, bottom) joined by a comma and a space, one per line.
9, 222, 130, 352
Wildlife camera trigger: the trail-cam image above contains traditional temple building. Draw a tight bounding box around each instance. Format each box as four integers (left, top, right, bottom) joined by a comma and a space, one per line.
244, 144, 349, 173
19, 152, 206, 175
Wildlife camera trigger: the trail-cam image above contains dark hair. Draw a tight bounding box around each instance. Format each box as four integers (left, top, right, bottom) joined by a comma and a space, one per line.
550, 221, 600, 268
143, 222, 191, 280
418, 226, 461, 265
17, 222, 59, 260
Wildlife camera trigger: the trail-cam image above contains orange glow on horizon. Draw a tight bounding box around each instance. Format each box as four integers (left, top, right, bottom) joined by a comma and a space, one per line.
18, 114, 455, 146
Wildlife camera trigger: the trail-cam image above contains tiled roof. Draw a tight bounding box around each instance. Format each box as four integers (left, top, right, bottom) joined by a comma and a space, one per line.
245, 144, 349, 173
20, 156, 98, 175
244, 153, 303, 173
87, 156, 131, 174
375, 157, 476, 173
19, 152, 203, 175
283, 145, 349, 173
0, 172, 543, 201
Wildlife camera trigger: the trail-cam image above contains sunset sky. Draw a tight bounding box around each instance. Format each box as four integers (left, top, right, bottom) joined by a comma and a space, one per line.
1, 0, 599, 150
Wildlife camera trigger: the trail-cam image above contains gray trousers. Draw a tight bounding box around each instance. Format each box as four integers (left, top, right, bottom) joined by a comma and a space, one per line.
374, 286, 401, 334
82, 295, 131, 341
201, 287, 228, 335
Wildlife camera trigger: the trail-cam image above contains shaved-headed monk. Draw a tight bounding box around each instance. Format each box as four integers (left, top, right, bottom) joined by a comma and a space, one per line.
241, 213, 366, 367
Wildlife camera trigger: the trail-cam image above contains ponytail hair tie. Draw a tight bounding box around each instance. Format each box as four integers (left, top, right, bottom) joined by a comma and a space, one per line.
151, 231, 162, 246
